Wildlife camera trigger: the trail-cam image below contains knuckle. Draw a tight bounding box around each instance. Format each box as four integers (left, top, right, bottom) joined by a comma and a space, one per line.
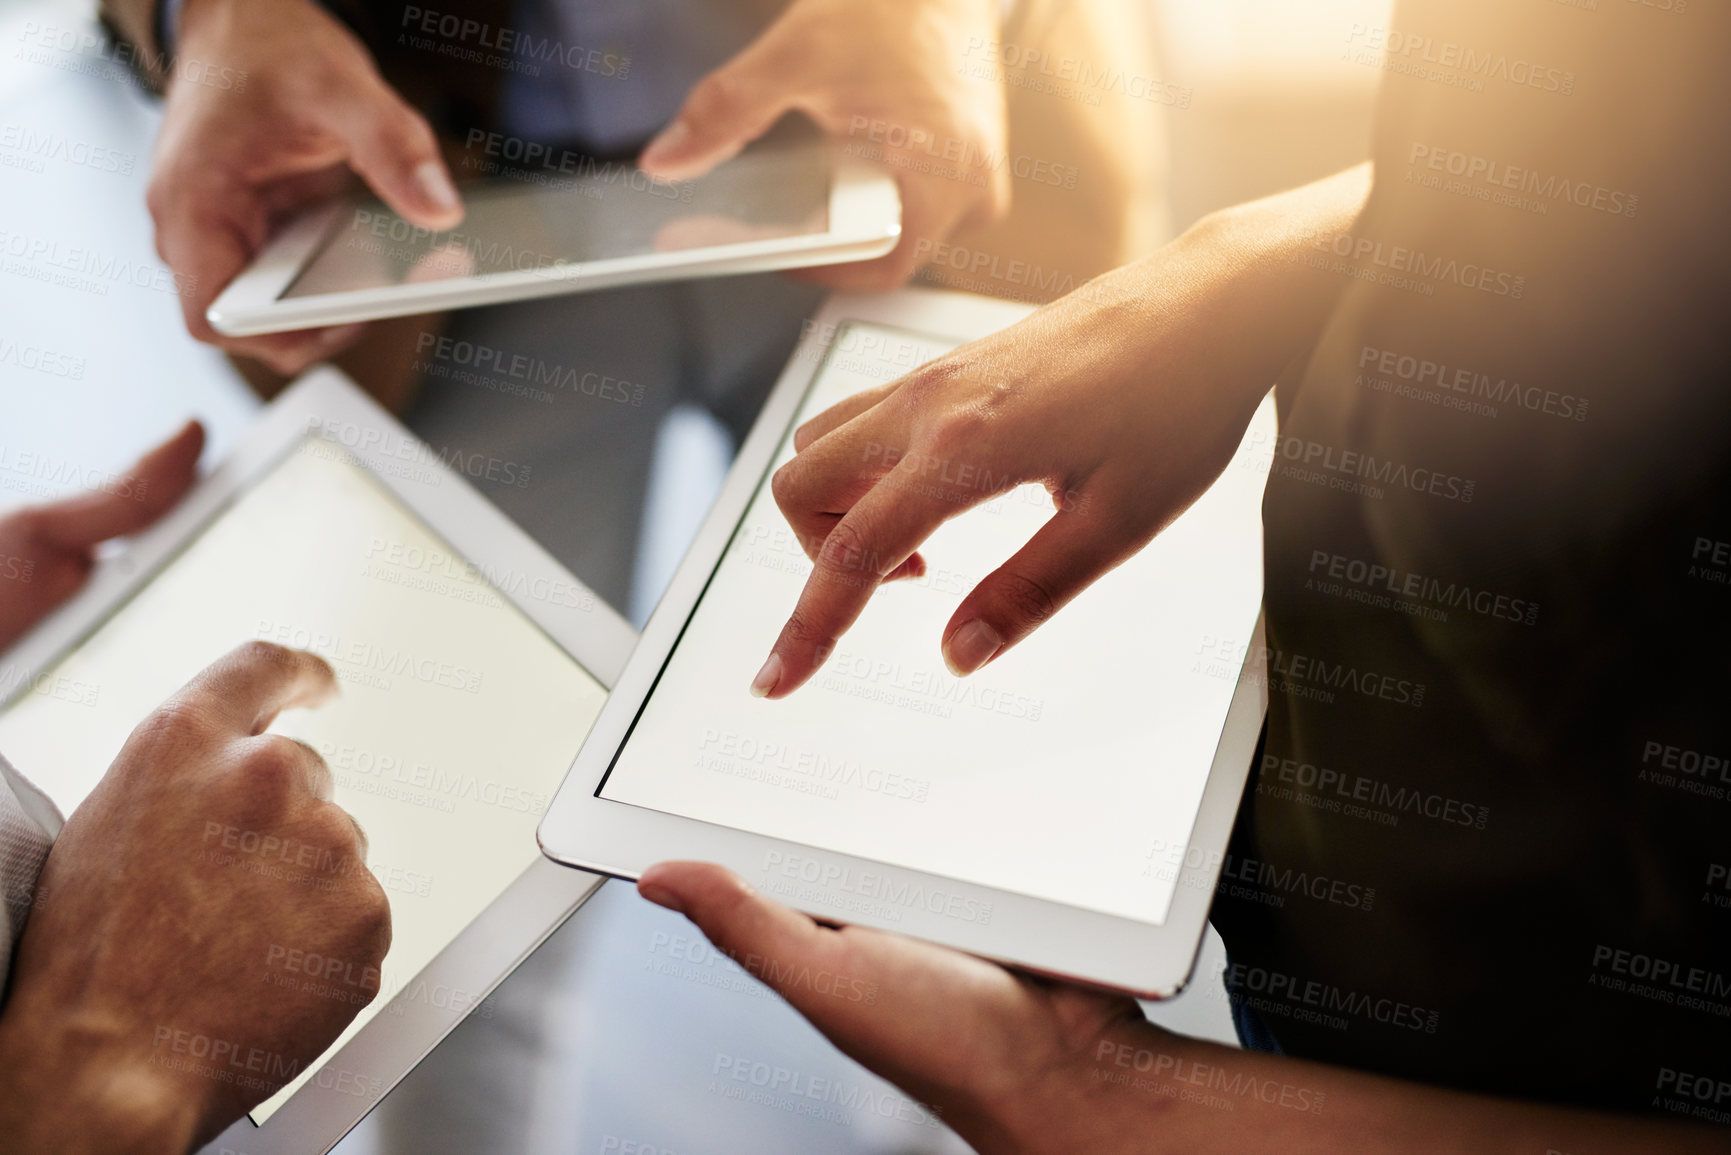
780, 609, 828, 648
354, 881, 393, 957
243, 737, 310, 800
253, 733, 313, 775
378, 99, 434, 157
134, 698, 219, 750
923, 407, 990, 463
688, 69, 749, 125
898, 357, 964, 405
769, 460, 802, 509
308, 50, 376, 107
308, 803, 363, 853
994, 569, 1060, 628
818, 518, 878, 582
360, 874, 391, 927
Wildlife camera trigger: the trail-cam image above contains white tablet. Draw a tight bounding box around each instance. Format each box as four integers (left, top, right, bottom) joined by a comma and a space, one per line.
0, 369, 633, 1153
538, 290, 1273, 999
207, 136, 901, 337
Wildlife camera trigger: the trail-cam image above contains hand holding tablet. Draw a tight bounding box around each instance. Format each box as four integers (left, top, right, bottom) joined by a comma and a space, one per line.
147, 0, 466, 374
206, 135, 900, 338
143, 0, 1020, 372
150, 0, 909, 367
634, 0, 1007, 291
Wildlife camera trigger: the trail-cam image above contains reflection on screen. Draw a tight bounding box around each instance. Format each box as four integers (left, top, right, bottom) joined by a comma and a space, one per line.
0, 441, 608, 1122
600, 324, 1270, 927
283, 138, 831, 299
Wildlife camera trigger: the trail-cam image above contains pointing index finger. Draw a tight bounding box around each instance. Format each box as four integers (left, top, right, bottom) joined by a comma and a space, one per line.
178, 641, 340, 736
751, 483, 952, 699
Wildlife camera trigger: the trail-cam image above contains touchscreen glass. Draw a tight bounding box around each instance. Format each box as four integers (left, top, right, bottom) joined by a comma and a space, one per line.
598, 324, 1268, 926
0, 438, 609, 1122
282, 138, 831, 299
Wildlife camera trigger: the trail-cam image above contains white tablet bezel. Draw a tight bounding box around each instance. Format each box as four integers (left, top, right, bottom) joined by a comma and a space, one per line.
0, 368, 635, 1154
537, 289, 1271, 1000
206, 144, 901, 337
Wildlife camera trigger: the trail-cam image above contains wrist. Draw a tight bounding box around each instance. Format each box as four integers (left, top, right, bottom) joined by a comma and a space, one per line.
0, 998, 201, 1154
963, 1021, 1198, 1155
1193, 162, 1374, 317
1156, 163, 1374, 410
175, 0, 306, 53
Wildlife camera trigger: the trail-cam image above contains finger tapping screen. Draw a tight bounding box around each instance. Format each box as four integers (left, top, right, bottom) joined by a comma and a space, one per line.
599, 323, 1269, 926
0, 441, 609, 1123
282, 139, 831, 299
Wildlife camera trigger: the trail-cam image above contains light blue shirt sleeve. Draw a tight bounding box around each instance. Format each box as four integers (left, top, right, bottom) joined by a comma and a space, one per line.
499, 0, 763, 153
157, 0, 185, 53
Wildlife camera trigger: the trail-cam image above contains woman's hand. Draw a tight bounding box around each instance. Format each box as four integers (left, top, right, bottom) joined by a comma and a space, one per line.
751, 162, 1370, 696
638, 0, 1009, 290
637, 861, 1155, 1154
748, 260, 1255, 698
639, 862, 1731, 1155
748, 165, 1376, 698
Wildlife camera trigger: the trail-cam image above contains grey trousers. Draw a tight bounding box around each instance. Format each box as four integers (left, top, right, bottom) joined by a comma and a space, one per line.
402, 274, 824, 616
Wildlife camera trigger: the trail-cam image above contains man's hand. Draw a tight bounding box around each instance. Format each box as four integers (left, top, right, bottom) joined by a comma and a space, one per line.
638, 0, 1008, 290
0, 643, 390, 1154
149, 0, 463, 374
0, 421, 204, 654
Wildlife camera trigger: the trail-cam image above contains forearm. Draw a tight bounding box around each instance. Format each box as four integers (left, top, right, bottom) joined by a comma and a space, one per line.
1075, 162, 1373, 418
1012, 1020, 1729, 1155
1199, 160, 1374, 384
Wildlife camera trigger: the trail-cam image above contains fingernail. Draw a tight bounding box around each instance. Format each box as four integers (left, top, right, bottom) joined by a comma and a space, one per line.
944, 620, 1002, 677
413, 161, 461, 215
638, 882, 687, 915
750, 652, 783, 698
640, 120, 690, 170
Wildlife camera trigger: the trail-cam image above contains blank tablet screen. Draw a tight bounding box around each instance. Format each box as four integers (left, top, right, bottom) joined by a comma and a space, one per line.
0, 439, 608, 1121
282, 139, 831, 300
598, 324, 1267, 926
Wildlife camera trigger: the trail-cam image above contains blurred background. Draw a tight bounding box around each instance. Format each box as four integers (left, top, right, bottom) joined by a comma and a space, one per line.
0, 1, 1390, 1151
1154, 0, 1387, 231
